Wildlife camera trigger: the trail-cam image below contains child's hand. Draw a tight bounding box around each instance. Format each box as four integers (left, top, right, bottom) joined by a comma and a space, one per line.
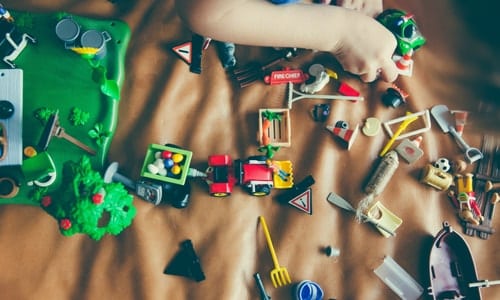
334, 0, 383, 17
332, 11, 398, 82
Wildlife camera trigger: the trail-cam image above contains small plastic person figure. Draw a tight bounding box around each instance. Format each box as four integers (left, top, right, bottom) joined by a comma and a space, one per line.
0, 4, 14, 22
266, 159, 290, 181
455, 173, 483, 225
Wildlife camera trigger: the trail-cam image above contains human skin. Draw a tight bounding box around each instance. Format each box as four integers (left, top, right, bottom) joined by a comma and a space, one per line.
175, 0, 398, 82
335, 0, 383, 18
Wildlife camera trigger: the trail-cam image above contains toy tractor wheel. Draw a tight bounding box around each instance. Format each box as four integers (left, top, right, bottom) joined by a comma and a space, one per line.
252, 185, 271, 196
211, 192, 230, 197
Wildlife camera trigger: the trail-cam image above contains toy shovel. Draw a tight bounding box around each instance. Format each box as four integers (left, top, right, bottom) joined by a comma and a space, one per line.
430, 105, 483, 163
258, 215, 291, 288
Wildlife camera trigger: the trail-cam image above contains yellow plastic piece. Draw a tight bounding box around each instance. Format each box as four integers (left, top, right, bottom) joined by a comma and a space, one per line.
259, 216, 291, 288
70, 47, 99, 55
272, 160, 294, 189
325, 68, 338, 79
380, 112, 419, 157
23, 146, 37, 157
365, 201, 403, 238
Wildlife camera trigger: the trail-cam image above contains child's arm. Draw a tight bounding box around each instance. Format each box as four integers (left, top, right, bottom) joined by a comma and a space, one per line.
175, 0, 398, 82
335, 0, 383, 17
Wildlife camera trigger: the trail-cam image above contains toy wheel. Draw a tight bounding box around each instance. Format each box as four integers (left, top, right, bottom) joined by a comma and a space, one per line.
211, 192, 230, 197
252, 185, 271, 196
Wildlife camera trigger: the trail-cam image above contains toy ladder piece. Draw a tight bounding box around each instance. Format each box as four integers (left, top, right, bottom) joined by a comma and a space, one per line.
286, 83, 363, 109
259, 215, 291, 288
468, 135, 500, 239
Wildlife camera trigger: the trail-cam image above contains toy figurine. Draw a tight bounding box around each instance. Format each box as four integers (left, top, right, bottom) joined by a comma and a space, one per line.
0, 4, 14, 23
455, 173, 484, 225
266, 159, 290, 181
0, 18, 36, 68
377, 9, 425, 76
376, 9, 426, 56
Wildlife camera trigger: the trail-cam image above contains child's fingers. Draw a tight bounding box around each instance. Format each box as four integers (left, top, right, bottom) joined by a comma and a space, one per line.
379, 61, 399, 83
359, 60, 398, 83
360, 68, 379, 83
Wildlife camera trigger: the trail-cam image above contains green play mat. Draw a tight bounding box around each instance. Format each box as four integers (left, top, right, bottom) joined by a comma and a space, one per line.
0, 10, 130, 205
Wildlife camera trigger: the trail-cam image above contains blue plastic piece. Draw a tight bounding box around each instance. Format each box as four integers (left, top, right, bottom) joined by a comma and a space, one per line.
270, 0, 299, 4
294, 280, 324, 300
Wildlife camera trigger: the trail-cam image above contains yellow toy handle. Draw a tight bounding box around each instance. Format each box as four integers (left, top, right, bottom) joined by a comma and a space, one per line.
259, 216, 281, 268
379, 112, 418, 157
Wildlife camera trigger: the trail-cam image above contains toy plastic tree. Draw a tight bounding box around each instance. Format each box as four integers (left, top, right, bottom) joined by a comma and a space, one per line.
39, 156, 136, 240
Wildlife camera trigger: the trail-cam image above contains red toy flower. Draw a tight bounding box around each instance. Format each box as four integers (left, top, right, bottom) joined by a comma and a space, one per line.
92, 193, 104, 205
41, 195, 52, 207
59, 218, 72, 230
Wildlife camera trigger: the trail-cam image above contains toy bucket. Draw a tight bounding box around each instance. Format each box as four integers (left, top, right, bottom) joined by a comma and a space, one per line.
55, 17, 80, 48
80, 30, 111, 59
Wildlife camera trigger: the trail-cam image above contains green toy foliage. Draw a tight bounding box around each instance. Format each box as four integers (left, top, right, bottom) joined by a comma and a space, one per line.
34, 107, 56, 124
87, 60, 121, 100
39, 156, 136, 240
13, 12, 34, 29
69, 107, 90, 126
258, 144, 281, 159
88, 123, 111, 147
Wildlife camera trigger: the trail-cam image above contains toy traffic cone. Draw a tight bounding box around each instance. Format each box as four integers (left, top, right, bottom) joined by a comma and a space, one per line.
396, 50, 413, 71
453, 110, 468, 136
326, 124, 359, 150
411, 135, 423, 147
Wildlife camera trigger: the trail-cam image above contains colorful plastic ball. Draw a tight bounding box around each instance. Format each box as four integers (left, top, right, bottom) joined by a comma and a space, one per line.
164, 158, 174, 169
171, 164, 182, 175
434, 157, 451, 173
172, 153, 184, 163
161, 150, 173, 159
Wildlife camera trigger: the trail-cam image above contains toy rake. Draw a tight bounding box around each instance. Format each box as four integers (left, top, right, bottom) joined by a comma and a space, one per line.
258, 215, 291, 288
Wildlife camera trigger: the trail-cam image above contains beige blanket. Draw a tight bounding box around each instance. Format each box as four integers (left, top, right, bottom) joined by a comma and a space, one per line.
1, 1, 499, 299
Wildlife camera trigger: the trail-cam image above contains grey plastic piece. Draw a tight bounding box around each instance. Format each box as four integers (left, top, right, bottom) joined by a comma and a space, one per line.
374, 256, 423, 300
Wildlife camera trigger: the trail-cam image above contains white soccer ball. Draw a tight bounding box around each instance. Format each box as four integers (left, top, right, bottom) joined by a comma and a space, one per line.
434, 157, 451, 172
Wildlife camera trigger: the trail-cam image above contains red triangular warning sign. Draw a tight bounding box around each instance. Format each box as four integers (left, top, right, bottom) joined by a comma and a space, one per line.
288, 188, 312, 214
172, 42, 192, 64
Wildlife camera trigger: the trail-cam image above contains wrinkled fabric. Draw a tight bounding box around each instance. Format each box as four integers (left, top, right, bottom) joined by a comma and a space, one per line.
0, 1, 499, 299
